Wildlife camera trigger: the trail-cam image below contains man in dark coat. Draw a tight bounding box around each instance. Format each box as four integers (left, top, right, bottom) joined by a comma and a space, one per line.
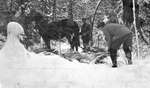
81, 18, 92, 51
97, 22, 132, 67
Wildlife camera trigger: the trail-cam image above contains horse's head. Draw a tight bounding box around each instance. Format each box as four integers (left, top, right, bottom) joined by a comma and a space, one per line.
25, 9, 44, 24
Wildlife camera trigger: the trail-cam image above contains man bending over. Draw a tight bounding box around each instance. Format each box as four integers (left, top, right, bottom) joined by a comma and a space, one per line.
97, 22, 132, 67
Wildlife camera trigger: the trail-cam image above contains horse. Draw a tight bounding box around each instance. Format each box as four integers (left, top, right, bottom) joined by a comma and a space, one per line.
26, 10, 80, 52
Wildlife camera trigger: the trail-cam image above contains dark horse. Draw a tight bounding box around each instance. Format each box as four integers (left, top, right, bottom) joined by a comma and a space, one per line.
27, 10, 80, 52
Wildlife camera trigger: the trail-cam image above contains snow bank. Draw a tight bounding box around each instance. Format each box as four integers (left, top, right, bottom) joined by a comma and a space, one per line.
0, 22, 150, 88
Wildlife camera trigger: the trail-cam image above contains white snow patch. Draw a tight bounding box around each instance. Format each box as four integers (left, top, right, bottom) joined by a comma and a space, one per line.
0, 22, 150, 88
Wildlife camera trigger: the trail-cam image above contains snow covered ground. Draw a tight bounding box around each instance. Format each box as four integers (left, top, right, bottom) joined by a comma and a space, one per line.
1, 51, 150, 88
0, 22, 150, 88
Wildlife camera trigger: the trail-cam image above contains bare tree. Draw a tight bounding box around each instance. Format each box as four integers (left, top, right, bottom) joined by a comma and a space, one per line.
52, 0, 56, 21
0, 0, 9, 35
122, 0, 149, 45
68, 0, 73, 20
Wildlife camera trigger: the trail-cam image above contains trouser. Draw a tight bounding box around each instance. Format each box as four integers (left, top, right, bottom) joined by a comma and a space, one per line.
109, 33, 132, 67
71, 34, 80, 51
82, 34, 91, 50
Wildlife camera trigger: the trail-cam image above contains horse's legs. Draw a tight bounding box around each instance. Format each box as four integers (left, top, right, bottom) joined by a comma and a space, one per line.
72, 34, 80, 52
73, 36, 79, 52
43, 37, 51, 51
66, 35, 74, 51
47, 40, 51, 50
75, 44, 78, 51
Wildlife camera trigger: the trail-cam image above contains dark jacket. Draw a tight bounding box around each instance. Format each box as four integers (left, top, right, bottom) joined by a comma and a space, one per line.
81, 23, 92, 36
101, 23, 132, 48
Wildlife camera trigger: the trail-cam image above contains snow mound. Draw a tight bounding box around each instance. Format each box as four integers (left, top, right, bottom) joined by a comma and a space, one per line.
0, 22, 150, 88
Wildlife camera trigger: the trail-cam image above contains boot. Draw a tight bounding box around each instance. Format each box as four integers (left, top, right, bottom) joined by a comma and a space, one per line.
127, 57, 132, 65
111, 58, 117, 67
109, 49, 118, 68
126, 52, 132, 65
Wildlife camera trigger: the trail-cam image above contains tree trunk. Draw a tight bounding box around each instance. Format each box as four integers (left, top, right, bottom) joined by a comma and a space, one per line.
122, 0, 140, 28
52, 0, 56, 21
0, 0, 10, 35
132, 0, 140, 59
122, 0, 149, 45
92, 0, 102, 28
122, 0, 134, 27
68, 0, 73, 20
91, 0, 103, 46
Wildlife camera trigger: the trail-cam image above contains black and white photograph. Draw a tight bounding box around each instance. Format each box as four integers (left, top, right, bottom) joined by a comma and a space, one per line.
0, 0, 150, 88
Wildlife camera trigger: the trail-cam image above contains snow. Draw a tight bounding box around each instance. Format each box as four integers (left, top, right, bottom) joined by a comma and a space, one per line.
0, 22, 150, 88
